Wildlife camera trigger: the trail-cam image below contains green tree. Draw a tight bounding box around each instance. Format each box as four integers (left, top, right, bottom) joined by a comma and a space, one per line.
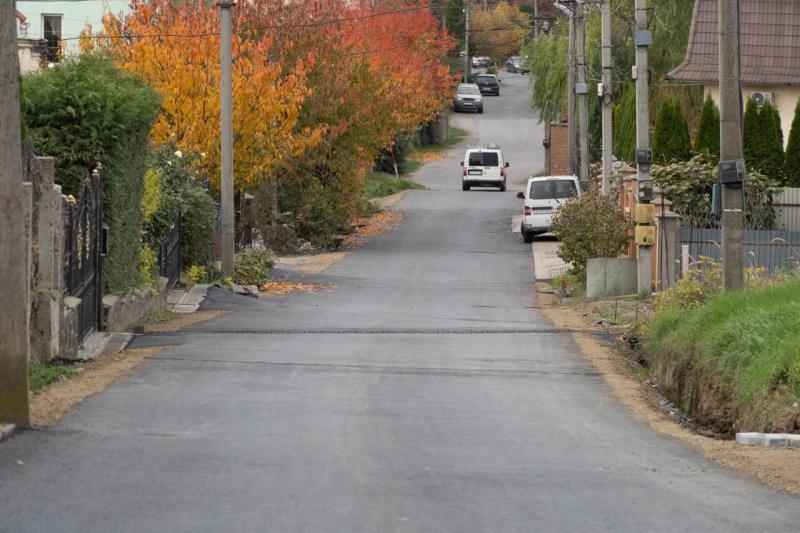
694, 95, 720, 158
652, 98, 691, 164
613, 82, 637, 164
743, 97, 763, 170
759, 101, 785, 184
784, 98, 800, 186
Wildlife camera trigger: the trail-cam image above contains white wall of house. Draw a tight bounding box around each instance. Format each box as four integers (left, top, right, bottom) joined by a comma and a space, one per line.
705, 85, 800, 147
16, 1, 131, 57
18, 42, 42, 73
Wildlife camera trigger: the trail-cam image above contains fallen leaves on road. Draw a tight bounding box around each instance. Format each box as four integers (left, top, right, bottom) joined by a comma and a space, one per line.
342, 211, 404, 248
260, 280, 329, 297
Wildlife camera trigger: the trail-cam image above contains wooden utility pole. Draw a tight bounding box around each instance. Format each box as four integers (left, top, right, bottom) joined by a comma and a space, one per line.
601, 0, 613, 195
464, 0, 471, 82
219, 1, 235, 278
718, 0, 744, 290
0, 2, 31, 427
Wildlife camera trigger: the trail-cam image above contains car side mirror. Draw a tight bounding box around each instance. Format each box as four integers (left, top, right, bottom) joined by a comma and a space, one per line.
460, 161, 463, 166
505, 162, 510, 168
516, 192, 524, 199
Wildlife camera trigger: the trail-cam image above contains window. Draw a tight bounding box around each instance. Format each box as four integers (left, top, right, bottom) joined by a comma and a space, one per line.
43, 14, 62, 62
468, 152, 499, 167
530, 180, 577, 200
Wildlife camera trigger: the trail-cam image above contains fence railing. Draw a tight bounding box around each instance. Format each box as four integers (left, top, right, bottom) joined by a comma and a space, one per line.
677, 227, 800, 276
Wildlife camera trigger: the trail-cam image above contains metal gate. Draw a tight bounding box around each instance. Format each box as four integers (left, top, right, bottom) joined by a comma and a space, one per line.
64, 170, 103, 339
157, 213, 181, 289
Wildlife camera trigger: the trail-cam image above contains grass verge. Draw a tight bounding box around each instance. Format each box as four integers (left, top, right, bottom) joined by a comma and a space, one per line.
363, 172, 424, 198
645, 278, 800, 434
29, 361, 78, 393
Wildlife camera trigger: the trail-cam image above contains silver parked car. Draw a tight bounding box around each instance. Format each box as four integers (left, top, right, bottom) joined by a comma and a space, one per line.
452, 83, 483, 113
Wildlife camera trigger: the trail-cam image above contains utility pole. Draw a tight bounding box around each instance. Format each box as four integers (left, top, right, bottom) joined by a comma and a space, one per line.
634, 0, 654, 295
600, 0, 613, 195
219, 1, 235, 278
718, 0, 744, 290
567, 10, 576, 175
464, 0, 471, 82
576, 1, 589, 185
0, 2, 31, 427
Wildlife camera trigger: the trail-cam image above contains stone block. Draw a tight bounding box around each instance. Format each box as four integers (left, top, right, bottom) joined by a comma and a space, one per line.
586, 258, 638, 299
735, 432, 764, 446
762, 434, 790, 448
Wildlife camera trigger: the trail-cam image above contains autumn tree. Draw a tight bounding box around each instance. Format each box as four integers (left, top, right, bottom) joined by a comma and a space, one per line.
96, 0, 324, 192
470, 1, 530, 64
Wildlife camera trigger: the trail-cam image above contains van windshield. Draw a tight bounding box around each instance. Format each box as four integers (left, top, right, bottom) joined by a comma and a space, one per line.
530, 180, 577, 200
468, 152, 499, 166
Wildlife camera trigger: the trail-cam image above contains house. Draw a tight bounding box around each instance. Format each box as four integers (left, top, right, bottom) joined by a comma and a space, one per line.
16, 9, 46, 73
15, 1, 132, 62
667, 0, 800, 146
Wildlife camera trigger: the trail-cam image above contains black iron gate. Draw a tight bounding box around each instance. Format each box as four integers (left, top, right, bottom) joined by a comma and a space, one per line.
64, 170, 103, 339
157, 213, 181, 289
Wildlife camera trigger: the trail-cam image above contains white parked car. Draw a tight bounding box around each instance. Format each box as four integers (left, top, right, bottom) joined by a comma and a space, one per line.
461, 143, 508, 191
516, 175, 581, 242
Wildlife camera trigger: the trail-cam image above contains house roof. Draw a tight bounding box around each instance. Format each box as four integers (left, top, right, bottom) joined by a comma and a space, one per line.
667, 0, 800, 86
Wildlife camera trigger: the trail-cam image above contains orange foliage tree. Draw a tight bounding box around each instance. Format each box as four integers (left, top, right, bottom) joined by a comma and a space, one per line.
95, 0, 323, 190
92, 0, 455, 249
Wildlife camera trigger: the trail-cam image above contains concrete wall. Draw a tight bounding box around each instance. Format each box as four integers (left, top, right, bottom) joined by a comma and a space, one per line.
586, 258, 638, 299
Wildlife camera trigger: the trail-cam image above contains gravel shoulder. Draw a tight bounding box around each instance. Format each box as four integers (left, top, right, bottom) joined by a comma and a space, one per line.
536, 283, 800, 496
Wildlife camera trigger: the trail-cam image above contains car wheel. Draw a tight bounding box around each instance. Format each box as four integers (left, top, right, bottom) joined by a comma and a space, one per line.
499, 180, 506, 192
522, 228, 534, 243
462, 182, 470, 191
478, 107, 483, 114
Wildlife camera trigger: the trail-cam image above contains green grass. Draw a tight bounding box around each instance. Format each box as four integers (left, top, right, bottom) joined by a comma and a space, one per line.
411, 126, 469, 155
645, 278, 800, 427
363, 172, 425, 198
145, 310, 177, 323
29, 361, 77, 392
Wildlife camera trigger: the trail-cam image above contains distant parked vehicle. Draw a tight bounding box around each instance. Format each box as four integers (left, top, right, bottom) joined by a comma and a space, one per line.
505, 56, 529, 74
475, 74, 500, 96
453, 83, 483, 113
516, 175, 581, 242
472, 56, 492, 68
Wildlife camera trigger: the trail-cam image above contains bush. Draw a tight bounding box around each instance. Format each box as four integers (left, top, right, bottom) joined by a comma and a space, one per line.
234, 247, 275, 286
550, 192, 631, 284
22, 55, 160, 294
694, 95, 720, 158
144, 146, 216, 269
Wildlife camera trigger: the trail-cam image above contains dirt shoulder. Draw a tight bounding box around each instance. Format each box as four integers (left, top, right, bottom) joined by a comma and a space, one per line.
536, 283, 800, 496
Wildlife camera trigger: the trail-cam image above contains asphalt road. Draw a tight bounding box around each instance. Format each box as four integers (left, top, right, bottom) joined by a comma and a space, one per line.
1, 72, 799, 532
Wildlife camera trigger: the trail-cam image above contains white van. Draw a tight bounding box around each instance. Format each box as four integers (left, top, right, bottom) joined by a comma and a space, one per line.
516, 175, 581, 242
460, 144, 508, 191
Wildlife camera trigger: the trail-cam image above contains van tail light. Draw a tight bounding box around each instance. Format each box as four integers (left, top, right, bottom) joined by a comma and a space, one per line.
500, 167, 505, 177
463, 168, 466, 177
524, 206, 532, 216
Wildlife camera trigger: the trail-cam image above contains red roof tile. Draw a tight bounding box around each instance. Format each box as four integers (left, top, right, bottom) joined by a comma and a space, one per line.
667, 0, 800, 86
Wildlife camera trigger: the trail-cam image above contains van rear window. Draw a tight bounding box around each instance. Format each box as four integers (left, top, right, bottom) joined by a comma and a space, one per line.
467, 152, 499, 166
530, 180, 577, 199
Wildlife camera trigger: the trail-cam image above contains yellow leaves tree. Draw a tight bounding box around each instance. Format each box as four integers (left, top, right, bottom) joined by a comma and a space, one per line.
96, 0, 323, 190
471, 1, 531, 63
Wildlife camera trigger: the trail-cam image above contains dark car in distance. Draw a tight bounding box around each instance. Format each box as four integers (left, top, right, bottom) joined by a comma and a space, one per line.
475, 74, 500, 96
